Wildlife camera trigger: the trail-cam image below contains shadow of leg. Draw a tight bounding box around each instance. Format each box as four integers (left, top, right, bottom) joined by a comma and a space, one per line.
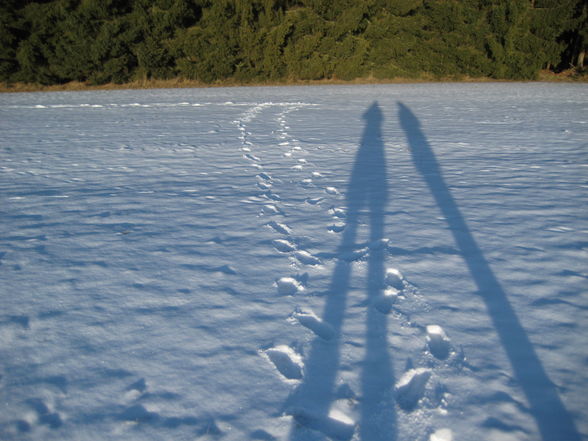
398, 101, 580, 441
286, 103, 396, 441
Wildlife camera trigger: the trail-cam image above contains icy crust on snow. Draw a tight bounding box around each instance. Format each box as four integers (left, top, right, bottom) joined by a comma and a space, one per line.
1, 84, 587, 441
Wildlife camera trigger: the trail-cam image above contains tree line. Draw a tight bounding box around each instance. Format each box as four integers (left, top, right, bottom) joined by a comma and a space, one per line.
1, 0, 586, 86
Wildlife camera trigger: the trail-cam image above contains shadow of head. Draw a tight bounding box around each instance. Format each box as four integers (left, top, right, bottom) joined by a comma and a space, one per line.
397, 102, 420, 130
363, 101, 383, 123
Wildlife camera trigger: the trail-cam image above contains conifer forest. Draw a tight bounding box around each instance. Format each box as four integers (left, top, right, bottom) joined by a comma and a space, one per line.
1, 0, 586, 86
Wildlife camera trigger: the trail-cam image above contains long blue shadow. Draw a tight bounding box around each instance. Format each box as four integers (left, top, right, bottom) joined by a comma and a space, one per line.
285, 102, 395, 441
398, 102, 580, 441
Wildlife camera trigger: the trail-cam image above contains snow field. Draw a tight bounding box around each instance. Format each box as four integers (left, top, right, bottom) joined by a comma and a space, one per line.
1, 84, 587, 441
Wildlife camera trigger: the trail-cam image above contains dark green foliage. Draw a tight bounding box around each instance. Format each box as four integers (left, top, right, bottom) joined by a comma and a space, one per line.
0, 0, 23, 81
559, 0, 588, 70
0, 0, 582, 85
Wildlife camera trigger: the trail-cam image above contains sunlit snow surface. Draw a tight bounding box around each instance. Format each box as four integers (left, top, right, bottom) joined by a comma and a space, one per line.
1, 84, 587, 441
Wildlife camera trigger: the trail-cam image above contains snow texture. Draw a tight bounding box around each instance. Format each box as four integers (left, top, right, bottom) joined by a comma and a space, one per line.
1, 84, 587, 441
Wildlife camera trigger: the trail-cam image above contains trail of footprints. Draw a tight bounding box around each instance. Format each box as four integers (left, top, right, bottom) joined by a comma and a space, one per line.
234, 104, 461, 440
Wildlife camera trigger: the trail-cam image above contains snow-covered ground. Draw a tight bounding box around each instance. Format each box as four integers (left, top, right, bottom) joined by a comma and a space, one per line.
1, 84, 587, 441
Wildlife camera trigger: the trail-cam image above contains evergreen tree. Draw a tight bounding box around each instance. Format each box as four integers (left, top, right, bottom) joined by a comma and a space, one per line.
176, 0, 238, 82
559, 0, 587, 69
484, 0, 544, 79
14, 1, 66, 84
0, 0, 23, 81
529, 0, 577, 71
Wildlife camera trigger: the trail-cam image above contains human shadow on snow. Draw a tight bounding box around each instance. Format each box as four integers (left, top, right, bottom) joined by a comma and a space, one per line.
398, 102, 580, 441
285, 102, 396, 441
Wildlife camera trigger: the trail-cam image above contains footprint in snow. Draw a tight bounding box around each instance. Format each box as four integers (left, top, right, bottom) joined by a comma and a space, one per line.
250, 429, 277, 441
26, 398, 63, 429
273, 239, 296, 253
395, 368, 431, 411
261, 204, 283, 215
385, 268, 405, 290
429, 428, 454, 441
264, 192, 281, 202
426, 325, 451, 360
267, 221, 293, 235
329, 207, 346, 219
276, 277, 303, 295
305, 197, 323, 205
124, 378, 147, 401
257, 181, 272, 191
328, 223, 346, 233
340, 247, 368, 262
290, 308, 335, 340
325, 187, 339, 195
369, 238, 390, 250
374, 287, 400, 314
293, 250, 321, 266
288, 408, 355, 441
257, 172, 272, 181
263, 346, 303, 380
